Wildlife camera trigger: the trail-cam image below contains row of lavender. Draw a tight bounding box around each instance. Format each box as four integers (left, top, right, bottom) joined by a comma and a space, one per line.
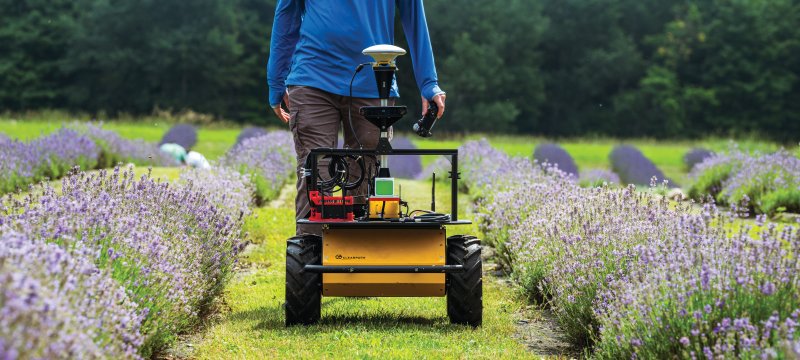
0, 167, 246, 358
456, 140, 799, 358
0, 124, 176, 194
0, 131, 295, 358
689, 148, 800, 215
219, 130, 295, 205
534, 142, 800, 216
532, 143, 674, 188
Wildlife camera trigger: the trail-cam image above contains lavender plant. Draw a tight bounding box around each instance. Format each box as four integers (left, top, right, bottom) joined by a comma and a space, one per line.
0, 125, 174, 195
578, 169, 620, 187
235, 126, 268, 147
458, 140, 798, 357
690, 148, 800, 215
220, 131, 294, 204
180, 167, 255, 217
159, 124, 197, 150
610, 145, 674, 187
0, 230, 143, 359
683, 147, 714, 171
388, 137, 422, 179
721, 150, 800, 215
533, 143, 578, 177
1, 166, 247, 357
77, 123, 176, 167
0, 128, 99, 193
483, 178, 677, 343
687, 149, 744, 200
593, 208, 800, 358
0, 138, 37, 193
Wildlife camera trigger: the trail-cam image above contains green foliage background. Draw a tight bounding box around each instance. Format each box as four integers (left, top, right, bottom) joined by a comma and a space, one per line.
1, 0, 798, 140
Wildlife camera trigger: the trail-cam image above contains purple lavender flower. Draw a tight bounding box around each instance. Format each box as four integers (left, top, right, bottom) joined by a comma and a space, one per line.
610, 145, 674, 186
159, 124, 197, 150
455, 139, 799, 358
1, 166, 247, 357
579, 169, 621, 187
0, 128, 99, 193
680, 337, 690, 346
720, 150, 800, 214
77, 123, 176, 167
180, 167, 255, 217
235, 127, 269, 147
534, 143, 578, 177
0, 230, 143, 359
684, 148, 714, 171
1, 124, 176, 195
690, 148, 800, 215
220, 131, 294, 204
388, 137, 423, 179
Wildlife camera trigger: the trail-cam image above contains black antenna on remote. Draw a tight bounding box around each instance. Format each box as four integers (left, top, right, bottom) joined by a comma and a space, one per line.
431, 173, 436, 212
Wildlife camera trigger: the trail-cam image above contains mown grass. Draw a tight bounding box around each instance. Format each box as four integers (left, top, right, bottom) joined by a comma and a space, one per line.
190, 180, 539, 359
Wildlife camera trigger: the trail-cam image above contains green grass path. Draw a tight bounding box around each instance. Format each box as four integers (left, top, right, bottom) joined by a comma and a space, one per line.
187, 180, 542, 359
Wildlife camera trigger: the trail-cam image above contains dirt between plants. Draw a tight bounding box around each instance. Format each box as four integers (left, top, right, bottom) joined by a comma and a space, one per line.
512, 303, 582, 358
481, 245, 581, 359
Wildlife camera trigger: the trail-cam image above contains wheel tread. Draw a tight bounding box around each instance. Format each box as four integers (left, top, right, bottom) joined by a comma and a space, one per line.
446, 235, 483, 327
285, 235, 322, 326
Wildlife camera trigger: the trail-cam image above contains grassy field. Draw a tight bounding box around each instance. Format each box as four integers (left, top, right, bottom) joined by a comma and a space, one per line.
179, 180, 562, 359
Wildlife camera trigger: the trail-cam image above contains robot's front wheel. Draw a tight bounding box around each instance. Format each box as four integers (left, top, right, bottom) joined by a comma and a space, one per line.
446, 235, 483, 327
285, 235, 322, 326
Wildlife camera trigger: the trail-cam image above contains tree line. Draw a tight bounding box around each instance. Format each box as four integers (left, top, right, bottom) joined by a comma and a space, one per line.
1, 0, 798, 140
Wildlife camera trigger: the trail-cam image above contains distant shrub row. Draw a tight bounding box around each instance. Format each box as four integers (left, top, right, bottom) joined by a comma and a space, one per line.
689, 148, 800, 215
0, 124, 175, 194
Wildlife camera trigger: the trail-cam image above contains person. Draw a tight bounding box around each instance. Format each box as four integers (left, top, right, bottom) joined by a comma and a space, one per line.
268, 0, 446, 236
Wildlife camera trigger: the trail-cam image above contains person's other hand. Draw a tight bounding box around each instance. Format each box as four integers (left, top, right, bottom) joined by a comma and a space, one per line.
272, 92, 291, 123
421, 93, 446, 119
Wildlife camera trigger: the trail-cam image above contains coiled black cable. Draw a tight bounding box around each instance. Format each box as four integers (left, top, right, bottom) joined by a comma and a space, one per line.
305, 154, 366, 193
408, 210, 451, 223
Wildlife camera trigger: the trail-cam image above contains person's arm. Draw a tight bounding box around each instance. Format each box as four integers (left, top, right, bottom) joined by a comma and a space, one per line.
397, 0, 446, 118
267, 0, 303, 122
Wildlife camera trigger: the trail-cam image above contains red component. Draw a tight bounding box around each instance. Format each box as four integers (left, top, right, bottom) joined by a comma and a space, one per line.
308, 191, 355, 222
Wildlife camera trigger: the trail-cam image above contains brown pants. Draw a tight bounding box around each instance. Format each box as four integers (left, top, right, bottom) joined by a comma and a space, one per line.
288, 86, 390, 236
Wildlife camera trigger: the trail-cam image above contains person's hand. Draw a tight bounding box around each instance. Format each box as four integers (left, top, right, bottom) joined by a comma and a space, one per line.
272, 92, 291, 123
421, 93, 446, 119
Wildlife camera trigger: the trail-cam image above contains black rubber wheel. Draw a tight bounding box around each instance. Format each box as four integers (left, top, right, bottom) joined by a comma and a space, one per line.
446, 235, 483, 327
285, 235, 322, 326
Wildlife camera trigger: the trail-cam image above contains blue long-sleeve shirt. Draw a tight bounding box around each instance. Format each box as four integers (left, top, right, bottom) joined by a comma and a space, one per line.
267, 0, 443, 107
